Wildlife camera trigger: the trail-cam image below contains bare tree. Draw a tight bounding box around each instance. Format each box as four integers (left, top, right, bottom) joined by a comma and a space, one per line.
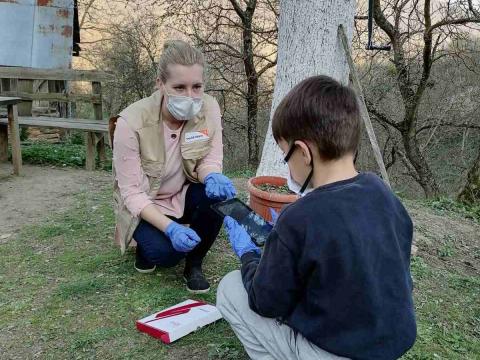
79, 6, 164, 114
164, 0, 278, 168
458, 142, 480, 204
359, 0, 480, 198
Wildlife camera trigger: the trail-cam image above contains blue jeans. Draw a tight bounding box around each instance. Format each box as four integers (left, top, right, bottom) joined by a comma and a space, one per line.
132, 183, 223, 268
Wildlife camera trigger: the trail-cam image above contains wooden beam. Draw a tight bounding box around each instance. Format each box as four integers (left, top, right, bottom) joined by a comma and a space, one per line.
0, 96, 22, 106
0, 91, 102, 104
92, 81, 106, 169
0, 67, 114, 82
0, 117, 108, 132
7, 104, 22, 175
338, 25, 391, 188
0, 123, 7, 162
16, 79, 33, 116
85, 132, 96, 171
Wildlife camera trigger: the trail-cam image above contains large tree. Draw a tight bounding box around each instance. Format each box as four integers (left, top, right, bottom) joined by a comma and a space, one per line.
257, 0, 356, 176
164, 0, 279, 168
364, 0, 480, 198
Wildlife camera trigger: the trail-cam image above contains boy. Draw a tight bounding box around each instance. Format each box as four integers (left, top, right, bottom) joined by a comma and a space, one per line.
217, 75, 416, 360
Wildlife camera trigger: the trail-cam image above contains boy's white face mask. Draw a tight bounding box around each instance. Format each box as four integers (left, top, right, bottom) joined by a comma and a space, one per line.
164, 86, 203, 121
284, 141, 314, 196
287, 171, 313, 197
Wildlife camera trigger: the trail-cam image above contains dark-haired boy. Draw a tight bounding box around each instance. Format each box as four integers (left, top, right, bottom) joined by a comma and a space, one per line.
217, 75, 416, 360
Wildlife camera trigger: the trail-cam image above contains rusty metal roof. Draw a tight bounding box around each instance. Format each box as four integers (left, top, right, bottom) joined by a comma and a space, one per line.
0, 0, 75, 69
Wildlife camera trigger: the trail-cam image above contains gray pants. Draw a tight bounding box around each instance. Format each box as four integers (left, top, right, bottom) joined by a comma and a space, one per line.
216, 270, 349, 360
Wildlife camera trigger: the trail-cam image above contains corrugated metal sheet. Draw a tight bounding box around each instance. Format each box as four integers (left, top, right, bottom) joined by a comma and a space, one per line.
0, 0, 74, 69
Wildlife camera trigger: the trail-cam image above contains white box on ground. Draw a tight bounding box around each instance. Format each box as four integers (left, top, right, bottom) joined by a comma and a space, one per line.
136, 299, 223, 344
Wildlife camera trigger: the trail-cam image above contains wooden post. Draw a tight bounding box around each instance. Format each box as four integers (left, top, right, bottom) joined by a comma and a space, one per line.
7, 104, 22, 175
92, 81, 106, 169
338, 25, 391, 188
85, 132, 96, 171
16, 79, 34, 116
0, 123, 7, 162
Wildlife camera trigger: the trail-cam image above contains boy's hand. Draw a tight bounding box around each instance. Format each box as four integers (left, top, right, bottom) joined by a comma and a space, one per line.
269, 208, 279, 225
204, 173, 237, 200
223, 216, 260, 258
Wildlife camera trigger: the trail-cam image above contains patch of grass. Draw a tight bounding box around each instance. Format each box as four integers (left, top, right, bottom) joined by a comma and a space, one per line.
437, 234, 456, 258
1, 177, 479, 358
403, 257, 480, 359
424, 197, 480, 223
17, 140, 112, 170
0, 184, 245, 359
225, 168, 256, 179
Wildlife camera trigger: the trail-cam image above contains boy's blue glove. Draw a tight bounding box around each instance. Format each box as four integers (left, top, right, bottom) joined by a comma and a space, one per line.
223, 216, 260, 258
204, 173, 237, 200
269, 208, 279, 225
165, 222, 201, 252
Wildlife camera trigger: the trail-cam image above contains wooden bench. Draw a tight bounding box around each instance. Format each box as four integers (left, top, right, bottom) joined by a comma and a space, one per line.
0, 66, 114, 170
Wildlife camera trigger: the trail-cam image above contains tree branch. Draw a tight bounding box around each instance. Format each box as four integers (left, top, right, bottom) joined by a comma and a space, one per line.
428, 18, 480, 35
229, 0, 246, 22
366, 99, 402, 130
416, 122, 480, 135
373, 0, 397, 40
468, 0, 480, 18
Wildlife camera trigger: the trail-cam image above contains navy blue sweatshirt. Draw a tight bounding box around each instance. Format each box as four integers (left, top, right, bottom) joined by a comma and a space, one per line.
240, 173, 416, 360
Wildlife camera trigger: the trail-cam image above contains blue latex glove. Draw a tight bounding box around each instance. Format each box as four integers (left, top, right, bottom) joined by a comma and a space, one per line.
223, 216, 260, 258
165, 222, 201, 252
269, 208, 279, 225
204, 173, 237, 200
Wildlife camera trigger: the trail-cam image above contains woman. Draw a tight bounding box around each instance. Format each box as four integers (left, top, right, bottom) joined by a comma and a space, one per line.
112, 40, 236, 294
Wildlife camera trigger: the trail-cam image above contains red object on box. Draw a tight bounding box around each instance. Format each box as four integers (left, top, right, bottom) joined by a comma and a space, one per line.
136, 300, 222, 344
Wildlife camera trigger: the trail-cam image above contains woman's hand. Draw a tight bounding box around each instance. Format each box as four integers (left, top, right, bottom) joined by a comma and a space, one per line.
165, 222, 201, 252
204, 173, 237, 200
223, 216, 260, 258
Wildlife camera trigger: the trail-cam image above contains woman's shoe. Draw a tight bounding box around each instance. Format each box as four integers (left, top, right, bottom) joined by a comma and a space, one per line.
134, 251, 156, 273
183, 265, 210, 294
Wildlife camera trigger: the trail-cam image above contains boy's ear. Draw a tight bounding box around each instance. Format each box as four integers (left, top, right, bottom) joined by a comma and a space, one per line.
294, 140, 312, 166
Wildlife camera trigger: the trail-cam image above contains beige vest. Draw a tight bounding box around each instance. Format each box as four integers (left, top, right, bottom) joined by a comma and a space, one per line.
113, 90, 218, 254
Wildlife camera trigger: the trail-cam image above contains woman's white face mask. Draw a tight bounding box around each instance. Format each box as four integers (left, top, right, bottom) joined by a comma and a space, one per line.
164, 86, 203, 121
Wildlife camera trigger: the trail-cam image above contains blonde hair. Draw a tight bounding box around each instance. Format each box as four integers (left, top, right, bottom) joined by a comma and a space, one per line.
157, 40, 205, 82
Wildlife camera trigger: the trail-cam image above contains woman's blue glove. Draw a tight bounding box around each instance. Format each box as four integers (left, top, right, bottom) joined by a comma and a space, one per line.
223, 216, 260, 258
165, 222, 201, 252
204, 173, 237, 200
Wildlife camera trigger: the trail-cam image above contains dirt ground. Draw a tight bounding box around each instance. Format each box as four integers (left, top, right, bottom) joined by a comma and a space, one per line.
2, 163, 478, 274
1, 165, 479, 359
0, 164, 249, 243
0, 164, 111, 242
1, 164, 478, 260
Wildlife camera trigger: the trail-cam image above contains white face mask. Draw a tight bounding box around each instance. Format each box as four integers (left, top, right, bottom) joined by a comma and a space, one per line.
284, 142, 314, 196
164, 87, 203, 121
287, 171, 313, 197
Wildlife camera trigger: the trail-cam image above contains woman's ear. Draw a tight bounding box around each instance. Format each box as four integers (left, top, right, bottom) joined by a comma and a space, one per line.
295, 140, 312, 166
155, 78, 163, 90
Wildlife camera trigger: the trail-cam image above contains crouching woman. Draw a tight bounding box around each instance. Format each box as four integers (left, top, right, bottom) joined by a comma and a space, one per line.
112, 40, 236, 293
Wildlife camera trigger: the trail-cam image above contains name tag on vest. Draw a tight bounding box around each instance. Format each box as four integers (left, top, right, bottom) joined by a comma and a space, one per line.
185, 130, 209, 143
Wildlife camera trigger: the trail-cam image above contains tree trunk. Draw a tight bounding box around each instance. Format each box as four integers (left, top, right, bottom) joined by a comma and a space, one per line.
246, 76, 259, 167
257, 0, 356, 176
458, 142, 480, 204
243, 9, 259, 168
402, 130, 440, 198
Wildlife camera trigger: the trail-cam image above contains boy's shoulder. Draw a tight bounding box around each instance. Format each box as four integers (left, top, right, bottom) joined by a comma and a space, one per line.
280, 172, 398, 218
